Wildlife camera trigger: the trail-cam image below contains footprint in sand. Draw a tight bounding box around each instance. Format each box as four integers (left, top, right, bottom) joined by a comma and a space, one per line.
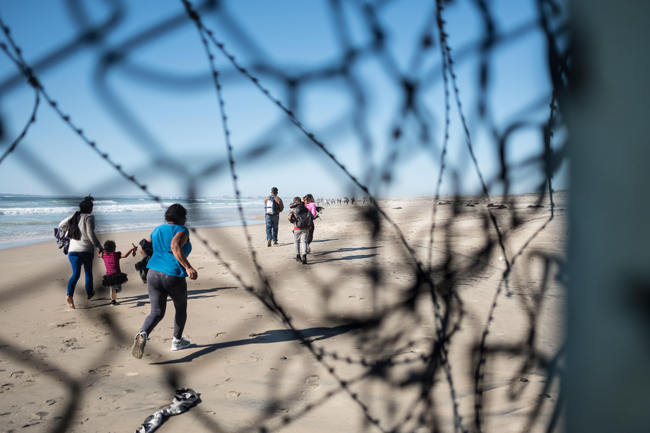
213, 377, 231, 388
45, 399, 56, 406
305, 375, 320, 390
53, 321, 76, 328
88, 365, 111, 377
1, 382, 14, 393
60, 337, 79, 352
226, 391, 240, 400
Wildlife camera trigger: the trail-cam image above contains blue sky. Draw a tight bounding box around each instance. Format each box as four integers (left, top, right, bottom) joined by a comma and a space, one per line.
0, 0, 566, 199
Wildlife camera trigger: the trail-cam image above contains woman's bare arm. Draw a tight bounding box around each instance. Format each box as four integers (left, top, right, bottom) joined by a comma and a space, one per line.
171, 231, 197, 279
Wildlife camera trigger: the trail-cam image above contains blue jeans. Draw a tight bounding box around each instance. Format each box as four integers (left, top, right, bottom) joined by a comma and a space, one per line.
67, 251, 94, 296
265, 213, 279, 242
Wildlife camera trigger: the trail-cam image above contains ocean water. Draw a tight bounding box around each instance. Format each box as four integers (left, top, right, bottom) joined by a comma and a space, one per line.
0, 194, 265, 250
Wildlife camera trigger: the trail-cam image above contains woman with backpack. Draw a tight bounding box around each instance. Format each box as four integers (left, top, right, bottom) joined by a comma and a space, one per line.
58, 195, 103, 309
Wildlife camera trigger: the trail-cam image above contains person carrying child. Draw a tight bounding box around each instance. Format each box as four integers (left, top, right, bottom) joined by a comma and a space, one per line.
289, 196, 314, 264
302, 194, 319, 253
99, 240, 137, 305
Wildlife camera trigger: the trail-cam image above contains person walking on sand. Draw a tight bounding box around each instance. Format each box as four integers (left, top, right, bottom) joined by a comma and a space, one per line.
303, 194, 319, 254
264, 187, 284, 247
289, 196, 313, 264
99, 240, 137, 305
131, 204, 198, 359
58, 195, 103, 309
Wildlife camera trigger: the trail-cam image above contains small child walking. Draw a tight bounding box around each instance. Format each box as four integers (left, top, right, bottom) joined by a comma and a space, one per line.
99, 240, 137, 305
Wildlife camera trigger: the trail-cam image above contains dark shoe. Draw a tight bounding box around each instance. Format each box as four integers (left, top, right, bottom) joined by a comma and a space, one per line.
267, 239, 272, 247
301, 255, 307, 264
295, 254, 301, 262
273, 241, 279, 246
111, 300, 118, 305
87, 289, 95, 300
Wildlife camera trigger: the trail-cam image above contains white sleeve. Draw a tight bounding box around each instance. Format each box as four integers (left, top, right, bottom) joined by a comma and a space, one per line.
58, 215, 71, 231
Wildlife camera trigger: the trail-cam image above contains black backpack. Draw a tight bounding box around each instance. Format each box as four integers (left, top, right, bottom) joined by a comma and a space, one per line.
294, 203, 313, 229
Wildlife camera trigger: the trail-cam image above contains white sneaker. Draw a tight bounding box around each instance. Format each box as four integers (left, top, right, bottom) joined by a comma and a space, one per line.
171, 337, 191, 351
131, 331, 147, 359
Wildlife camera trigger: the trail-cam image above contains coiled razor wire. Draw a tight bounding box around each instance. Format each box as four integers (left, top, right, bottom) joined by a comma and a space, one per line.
0, 1, 568, 432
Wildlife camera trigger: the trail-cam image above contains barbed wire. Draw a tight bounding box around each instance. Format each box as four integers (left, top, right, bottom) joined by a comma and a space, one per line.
0, 1, 568, 432
0, 87, 38, 164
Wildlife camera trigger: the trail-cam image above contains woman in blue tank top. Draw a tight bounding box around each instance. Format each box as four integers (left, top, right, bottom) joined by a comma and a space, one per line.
131, 203, 198, 358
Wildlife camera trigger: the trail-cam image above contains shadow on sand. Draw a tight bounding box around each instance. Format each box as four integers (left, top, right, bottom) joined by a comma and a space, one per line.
152, 323, 358, 365
89, 286, 237, 308
274, 238, 339, 247
306, 245, 381, 264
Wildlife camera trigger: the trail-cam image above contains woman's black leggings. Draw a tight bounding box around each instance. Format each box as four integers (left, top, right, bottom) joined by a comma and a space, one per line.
140, 269, 187, 339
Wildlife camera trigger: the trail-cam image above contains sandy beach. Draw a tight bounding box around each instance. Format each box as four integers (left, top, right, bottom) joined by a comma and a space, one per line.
0, 194, 566, 433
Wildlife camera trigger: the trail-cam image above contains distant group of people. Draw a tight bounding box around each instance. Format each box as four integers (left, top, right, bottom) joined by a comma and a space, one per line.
58, 196, 197, 358
319, 196, 369, 206
264, 187, 322, 264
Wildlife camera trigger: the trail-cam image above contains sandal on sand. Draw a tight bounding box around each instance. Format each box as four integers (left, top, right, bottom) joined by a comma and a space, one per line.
131, 331, 147, 359
66, 295, 75, 309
